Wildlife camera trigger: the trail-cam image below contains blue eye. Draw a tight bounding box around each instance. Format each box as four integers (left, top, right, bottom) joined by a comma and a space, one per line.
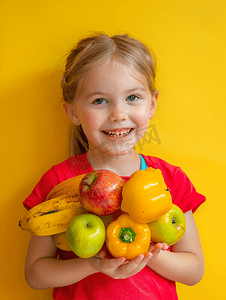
127, 95, 138, 101
93, 98, 106, 105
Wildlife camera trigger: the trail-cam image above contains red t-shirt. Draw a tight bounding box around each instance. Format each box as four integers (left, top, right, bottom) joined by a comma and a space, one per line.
23, 153, 206, 300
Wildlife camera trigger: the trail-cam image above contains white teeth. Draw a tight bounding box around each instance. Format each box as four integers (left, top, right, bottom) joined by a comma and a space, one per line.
104, 129, 131, 137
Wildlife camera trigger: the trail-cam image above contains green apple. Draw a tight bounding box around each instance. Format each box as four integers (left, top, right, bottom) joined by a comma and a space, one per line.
66, 214, 106, 258
148, 204, 186, 246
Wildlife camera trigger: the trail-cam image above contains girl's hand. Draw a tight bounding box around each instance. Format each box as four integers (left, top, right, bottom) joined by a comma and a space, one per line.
148, 242, 169, 259
89, 242, 168, 279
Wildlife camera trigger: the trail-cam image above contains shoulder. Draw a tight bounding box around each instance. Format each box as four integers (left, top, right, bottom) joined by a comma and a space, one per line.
141, 154, 182, 179
51, 153, 93, 180
23, 153, 92, 210
141, 154, 206, 213
140, 154, 187, 189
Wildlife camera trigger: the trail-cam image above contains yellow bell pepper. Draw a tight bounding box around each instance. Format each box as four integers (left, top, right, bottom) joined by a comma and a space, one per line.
121, 167, 172, 223
106, 213, 151, 260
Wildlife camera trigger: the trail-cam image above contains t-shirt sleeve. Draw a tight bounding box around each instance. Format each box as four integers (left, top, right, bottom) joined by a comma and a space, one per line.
23, 167, 60, 210
170, 167, 206, 213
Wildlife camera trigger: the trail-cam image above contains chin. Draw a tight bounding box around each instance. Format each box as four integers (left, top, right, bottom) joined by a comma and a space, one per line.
97, 147, 135, 158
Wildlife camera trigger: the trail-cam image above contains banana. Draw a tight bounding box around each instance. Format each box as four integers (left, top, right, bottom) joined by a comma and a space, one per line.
19, 195, 88, 236
46, 174, 87, 200
52, 231, 72, 251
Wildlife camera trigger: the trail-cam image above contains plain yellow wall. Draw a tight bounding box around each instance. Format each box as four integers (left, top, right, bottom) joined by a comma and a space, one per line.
1, 0, 226, 299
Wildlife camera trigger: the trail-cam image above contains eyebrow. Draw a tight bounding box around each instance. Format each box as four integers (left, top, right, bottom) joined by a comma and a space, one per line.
85, 91, 106, 99
126, 87, 146, 93
85, 87, 146, 99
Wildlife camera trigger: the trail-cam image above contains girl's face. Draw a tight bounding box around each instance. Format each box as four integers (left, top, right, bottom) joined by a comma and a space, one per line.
65, 60, 158, 158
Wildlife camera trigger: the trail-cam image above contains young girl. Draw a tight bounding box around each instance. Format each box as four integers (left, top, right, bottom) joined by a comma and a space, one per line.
24, 33, 205, 300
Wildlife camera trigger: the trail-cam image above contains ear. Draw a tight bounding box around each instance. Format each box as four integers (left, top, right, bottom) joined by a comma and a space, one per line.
149, 90, 159, 119
63, 103, 80, 125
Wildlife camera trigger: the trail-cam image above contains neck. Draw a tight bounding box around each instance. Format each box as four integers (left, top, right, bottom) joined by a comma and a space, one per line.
86, 149, 141, 177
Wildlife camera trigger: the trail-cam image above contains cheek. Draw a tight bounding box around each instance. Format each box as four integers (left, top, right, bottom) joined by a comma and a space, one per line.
79, 110, 103, 131
134, 109, 150, 127
133, 110, 151, 138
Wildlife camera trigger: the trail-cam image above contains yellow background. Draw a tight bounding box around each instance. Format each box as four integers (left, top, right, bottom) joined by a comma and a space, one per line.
1, 0, 226, 299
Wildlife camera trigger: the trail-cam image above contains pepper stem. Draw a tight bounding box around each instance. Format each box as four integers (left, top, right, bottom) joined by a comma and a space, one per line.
119, 227, 136, 243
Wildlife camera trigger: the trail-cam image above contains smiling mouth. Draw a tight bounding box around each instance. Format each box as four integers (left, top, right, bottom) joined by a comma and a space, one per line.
103, 128, 133, 138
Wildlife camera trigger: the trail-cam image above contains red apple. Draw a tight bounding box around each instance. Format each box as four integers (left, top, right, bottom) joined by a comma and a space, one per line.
79, 169, 125, 216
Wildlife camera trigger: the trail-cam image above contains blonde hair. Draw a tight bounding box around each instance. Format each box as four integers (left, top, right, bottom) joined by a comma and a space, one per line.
61, 32, 157, 156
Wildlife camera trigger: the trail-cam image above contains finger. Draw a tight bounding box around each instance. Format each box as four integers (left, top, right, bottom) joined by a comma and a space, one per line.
162, 243, 169, 250
105, 257, 126, 269
148, 242, 156, 252
120, 253, 152, 277
152, 243, 167, 259
145, 251, 153, 260
124, 254, 144, 270
99, 249, 107, 258
121, 260, 130, 265
153, 242, 169, 252
120, 254, 145, 274
152, 243, 163, 251
94, 250, 105, 259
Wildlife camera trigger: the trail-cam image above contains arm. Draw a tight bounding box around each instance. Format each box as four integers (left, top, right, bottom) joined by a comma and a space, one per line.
147, 210, 205, 286
25, 234, 168, 289
25, 235, 99, 289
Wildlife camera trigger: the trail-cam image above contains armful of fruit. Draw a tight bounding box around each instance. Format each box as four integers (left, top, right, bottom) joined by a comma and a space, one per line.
19, 168, 186, 260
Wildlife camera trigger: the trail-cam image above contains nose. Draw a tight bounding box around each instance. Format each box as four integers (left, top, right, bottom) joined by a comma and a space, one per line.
108, 104, 128, 123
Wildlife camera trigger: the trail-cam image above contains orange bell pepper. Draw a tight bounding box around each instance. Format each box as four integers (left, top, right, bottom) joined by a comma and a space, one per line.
106, 213, 151, 260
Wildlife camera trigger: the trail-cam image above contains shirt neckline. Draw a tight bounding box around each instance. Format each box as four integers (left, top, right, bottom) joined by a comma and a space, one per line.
82, 153, 148, 179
